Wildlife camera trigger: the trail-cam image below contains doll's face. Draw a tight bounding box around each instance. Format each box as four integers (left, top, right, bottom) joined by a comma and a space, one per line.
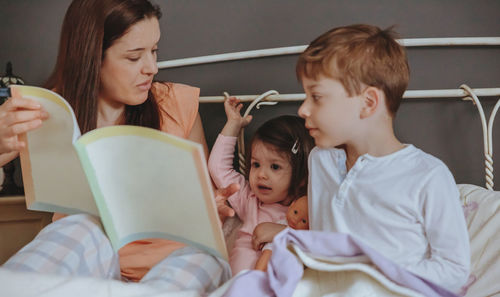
286, 196, 309, 230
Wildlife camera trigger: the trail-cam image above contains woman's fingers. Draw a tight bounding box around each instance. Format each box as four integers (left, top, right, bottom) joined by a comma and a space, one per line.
0, 97, 47, 154
2, 109, 48, 128
9, 118, 44, 136
4, 97, 43, 111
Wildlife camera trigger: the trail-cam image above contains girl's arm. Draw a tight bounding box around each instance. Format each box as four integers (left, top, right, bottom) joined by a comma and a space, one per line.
220, 97, 252, 137
251, 222, 288, 251
208, 96, 252, 189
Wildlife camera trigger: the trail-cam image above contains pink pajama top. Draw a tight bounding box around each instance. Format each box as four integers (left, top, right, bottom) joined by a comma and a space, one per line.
208, 134, 288, 275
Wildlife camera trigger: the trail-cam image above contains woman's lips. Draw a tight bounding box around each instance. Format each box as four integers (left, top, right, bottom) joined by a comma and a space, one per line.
137, 81, 152, 91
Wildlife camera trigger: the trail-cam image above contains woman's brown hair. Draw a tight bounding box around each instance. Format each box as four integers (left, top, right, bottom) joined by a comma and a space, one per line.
45, 0, 162, 133
245, 115, 314, 203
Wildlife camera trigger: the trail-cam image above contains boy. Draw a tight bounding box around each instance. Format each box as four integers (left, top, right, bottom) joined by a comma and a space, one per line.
296, 24, 470, 292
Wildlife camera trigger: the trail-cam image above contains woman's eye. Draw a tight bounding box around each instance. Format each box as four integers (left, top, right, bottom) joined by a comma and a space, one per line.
127, 57, 140, 62
152, 49, 158, 55
271, 164, 281, 170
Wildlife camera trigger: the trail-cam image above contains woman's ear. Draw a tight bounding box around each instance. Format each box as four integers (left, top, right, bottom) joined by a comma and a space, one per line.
360, 87, 381, 119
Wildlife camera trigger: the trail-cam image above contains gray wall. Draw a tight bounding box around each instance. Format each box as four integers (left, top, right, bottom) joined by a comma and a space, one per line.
1, 0, 500, 188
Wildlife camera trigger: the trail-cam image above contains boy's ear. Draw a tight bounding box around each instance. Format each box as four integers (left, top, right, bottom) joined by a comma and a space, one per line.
360, 87, 381, 119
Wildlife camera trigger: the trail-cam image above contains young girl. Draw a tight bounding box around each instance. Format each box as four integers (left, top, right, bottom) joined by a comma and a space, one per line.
208, 97, 314, 275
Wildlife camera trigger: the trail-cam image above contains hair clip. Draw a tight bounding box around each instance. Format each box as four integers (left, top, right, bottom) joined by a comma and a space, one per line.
291, 139, 299, 154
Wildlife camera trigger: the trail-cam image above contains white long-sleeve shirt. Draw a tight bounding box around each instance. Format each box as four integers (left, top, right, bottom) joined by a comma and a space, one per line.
308, 145, 470, 292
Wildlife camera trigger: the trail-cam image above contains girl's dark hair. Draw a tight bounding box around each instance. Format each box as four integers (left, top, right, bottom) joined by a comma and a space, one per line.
45, 0, 162, 133
245, 115, 314, 202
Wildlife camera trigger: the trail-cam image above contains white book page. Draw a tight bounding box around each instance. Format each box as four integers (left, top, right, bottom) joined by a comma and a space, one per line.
17, 86, 98, 216
76, 127, 227, 259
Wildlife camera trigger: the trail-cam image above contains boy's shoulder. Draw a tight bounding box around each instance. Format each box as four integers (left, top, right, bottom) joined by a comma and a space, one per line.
399, 144, 449, 171
310, 144, 451, 175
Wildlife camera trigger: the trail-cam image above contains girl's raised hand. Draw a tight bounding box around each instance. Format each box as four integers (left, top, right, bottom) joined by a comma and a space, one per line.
221, 97, 252, 137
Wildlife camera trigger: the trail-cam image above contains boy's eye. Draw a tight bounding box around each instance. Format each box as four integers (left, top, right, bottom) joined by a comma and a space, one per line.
251, 162, 260, 168
312, 94, 321, 101
271, 164, 281, 170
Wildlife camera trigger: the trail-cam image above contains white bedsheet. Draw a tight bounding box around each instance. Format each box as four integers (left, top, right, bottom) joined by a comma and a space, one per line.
0, 184, 498, 297
0, 268, 201, 297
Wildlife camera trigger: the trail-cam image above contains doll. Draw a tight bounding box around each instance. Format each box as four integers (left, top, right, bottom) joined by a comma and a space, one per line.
254, 195, 309, 271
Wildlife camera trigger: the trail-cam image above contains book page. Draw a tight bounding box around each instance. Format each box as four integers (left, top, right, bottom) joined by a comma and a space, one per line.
74, 126, 227, 260
15, 86, 98, 216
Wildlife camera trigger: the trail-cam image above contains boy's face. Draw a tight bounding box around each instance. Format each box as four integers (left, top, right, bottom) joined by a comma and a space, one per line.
298, 75, 362, 148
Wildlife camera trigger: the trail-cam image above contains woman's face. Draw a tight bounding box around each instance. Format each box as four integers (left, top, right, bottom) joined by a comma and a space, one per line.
99, 17, 160, 106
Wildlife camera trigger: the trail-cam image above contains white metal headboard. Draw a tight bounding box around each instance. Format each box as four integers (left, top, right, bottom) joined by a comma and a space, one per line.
157, 37, 500, 190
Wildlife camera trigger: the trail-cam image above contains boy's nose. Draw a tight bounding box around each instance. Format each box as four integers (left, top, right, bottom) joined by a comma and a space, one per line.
298, 100, 309, 118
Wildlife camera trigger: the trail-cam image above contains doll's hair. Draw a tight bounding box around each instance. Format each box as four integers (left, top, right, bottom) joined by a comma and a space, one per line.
245, 115, 314, 202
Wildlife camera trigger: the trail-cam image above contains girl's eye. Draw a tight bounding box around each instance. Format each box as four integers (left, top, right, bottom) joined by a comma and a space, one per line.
294, 210, 298, 214
252, 162, 260, 168
271, 164, 281, 170
302, 219, 307, 224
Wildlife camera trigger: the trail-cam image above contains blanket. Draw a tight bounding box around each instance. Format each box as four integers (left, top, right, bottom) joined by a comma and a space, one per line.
212, 229, 458, 297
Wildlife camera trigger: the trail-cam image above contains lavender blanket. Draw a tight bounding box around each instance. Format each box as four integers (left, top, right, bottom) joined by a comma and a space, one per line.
222, 229, 458, 297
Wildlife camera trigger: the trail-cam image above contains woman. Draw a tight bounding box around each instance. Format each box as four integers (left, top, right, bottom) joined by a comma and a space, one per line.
1, 0, 236, 293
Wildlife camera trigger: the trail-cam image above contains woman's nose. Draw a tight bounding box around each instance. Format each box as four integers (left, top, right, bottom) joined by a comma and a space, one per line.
143, 54, 158, 75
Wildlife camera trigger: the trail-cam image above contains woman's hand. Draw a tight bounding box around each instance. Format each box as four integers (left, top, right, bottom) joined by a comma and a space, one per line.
220, 97, 252, 137
214, 183, 239, 223
252, 222, 287, 250
0, 97, 48, 160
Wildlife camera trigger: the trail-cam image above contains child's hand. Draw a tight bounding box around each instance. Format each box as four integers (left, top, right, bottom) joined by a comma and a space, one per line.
252, 222, 287, 250
214, 183, 239, 223
220, 97, 252, 137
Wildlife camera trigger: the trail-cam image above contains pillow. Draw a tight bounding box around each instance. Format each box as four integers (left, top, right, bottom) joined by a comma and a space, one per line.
457, 184, 500, 297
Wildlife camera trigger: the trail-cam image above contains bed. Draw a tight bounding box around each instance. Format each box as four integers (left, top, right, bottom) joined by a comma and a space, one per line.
1, 37, 499, 297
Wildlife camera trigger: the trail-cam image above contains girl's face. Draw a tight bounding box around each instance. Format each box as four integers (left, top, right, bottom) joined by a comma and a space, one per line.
249, 140, 293, 205
99, 17, 160, 107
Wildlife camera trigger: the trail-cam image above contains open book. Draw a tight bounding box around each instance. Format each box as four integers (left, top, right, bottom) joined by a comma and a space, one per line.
11, 85, 227, 260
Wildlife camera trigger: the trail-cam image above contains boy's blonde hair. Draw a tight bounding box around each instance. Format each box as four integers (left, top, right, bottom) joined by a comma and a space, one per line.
296, 24, 409, 116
